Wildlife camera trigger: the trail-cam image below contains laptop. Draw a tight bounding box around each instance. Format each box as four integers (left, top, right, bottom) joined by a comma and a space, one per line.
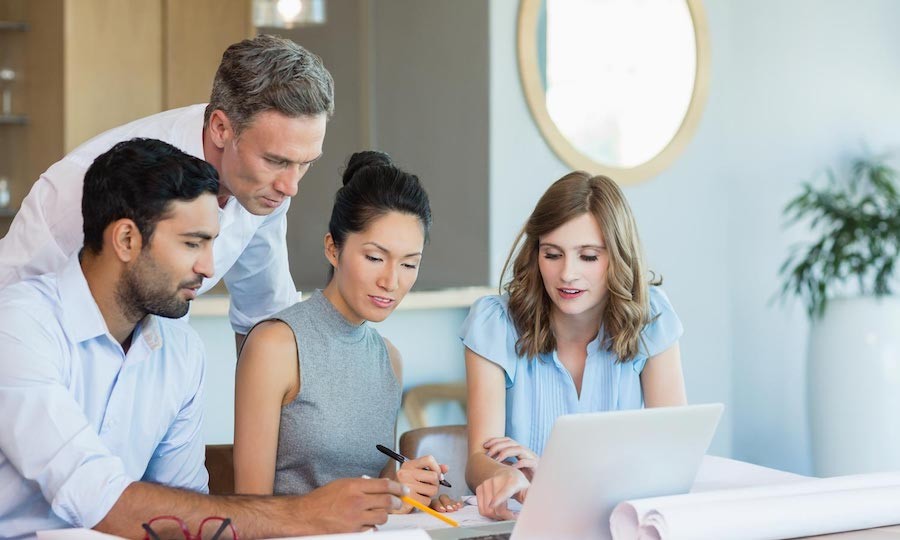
430, 403, 724, 540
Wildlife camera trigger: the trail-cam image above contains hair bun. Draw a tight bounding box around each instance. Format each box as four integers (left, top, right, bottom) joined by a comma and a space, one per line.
342, 150, 393, 186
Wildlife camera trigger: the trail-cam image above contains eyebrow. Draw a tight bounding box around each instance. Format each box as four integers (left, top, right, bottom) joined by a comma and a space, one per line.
539, 242, 605, 250
364, 241, 422, 258
263, 152, 323, 166
180, 232, 218, 241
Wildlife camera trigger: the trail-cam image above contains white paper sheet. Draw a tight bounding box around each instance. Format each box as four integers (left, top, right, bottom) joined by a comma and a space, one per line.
611, 471, 900, 540
380, 497, 522, 531
37, 530, 126, 540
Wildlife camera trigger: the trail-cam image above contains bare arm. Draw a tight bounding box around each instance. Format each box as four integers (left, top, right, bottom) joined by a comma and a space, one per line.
95, 477, 406, 538
465, 348, 527, 520
233, 321, 299, 495
640, 342, 688, 407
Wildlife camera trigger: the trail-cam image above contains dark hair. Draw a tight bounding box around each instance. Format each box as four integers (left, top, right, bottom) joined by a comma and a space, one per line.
82, 138, 220, 254
329, 151, 432, 252
204, 34, 335, 134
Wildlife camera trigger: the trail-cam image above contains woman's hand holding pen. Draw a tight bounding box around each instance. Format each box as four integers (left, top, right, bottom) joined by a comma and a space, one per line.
396, 455, 462, 513
483, 436, 540, 481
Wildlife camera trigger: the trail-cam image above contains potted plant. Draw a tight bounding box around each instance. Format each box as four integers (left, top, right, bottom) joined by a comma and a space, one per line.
780, 154, 900, 477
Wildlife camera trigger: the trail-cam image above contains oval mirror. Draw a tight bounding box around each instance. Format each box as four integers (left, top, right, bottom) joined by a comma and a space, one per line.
517, 0, 709, 184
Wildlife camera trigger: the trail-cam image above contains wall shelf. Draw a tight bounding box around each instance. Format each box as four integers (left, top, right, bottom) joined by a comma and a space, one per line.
0, 21, 28, 31
0, 115, 27, 125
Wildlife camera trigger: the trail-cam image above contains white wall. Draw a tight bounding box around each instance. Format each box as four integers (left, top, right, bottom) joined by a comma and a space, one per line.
490, 0, 900, 473
195, 1, 900, 473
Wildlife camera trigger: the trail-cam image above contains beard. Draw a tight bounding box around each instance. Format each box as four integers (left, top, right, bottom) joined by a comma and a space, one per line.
116, 251, 202, 322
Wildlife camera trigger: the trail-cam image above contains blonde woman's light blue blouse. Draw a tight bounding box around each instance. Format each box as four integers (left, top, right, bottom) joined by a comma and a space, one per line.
459, 286, 682, 456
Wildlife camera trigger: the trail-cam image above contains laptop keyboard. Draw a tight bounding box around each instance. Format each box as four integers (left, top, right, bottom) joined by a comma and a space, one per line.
459, 535, 512, 540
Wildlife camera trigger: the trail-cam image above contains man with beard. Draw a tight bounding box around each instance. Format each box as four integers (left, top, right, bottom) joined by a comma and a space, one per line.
0, 139, 405, 539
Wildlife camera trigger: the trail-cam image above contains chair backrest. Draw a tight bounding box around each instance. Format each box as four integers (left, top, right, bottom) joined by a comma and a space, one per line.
205, 444, 235, 495
399, 424, 472, 498
402, 382, 467, 430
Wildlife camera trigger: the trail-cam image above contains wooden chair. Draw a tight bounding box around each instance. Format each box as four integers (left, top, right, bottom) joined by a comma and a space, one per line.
401, 382, 467, 430
205, 444, 235, 495
399, 424, 472, 498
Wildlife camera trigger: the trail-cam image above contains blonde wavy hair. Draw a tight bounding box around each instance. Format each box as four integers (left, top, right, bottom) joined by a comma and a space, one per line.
501, 172, 660, 362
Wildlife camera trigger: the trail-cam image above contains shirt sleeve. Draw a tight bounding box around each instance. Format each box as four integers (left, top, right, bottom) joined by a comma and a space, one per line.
0, 160, 86, 289
223, 199, 298, 335
633, 286, 684, 373
142, 334, 209, 493
459, 295, 522, 388
0, 309, 133, 528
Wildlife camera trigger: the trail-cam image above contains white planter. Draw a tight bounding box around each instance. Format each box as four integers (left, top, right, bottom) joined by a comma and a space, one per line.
808, 296, 900, 477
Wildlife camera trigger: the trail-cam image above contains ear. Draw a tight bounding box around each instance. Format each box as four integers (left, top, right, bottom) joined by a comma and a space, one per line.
107, 219, 144, 263
324, 233, 339, 268
206, 109, 234, 149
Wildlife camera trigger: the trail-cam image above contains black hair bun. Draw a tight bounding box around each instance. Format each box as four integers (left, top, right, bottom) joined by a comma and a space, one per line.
342, 150, 393, 186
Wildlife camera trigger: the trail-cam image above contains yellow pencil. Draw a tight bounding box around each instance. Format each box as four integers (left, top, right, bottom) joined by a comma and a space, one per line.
401, 496, 460, 527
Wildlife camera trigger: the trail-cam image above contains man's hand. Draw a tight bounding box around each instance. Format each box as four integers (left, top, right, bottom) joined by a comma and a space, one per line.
297, 477, 407, 532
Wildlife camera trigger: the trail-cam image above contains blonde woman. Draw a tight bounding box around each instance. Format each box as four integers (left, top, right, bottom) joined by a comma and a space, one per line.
462, 172, 687, 520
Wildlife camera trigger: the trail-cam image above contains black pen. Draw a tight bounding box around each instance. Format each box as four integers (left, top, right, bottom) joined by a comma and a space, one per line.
376, 444, 452, 488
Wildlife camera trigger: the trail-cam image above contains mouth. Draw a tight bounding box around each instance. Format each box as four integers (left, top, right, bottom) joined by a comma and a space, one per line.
261, 196, 284, 208
180, 282, 203, 300
557, 288, 586, 299
368, 295, 396, 309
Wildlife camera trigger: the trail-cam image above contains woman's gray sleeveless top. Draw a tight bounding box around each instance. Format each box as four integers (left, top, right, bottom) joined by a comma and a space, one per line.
267, 290, 401, 495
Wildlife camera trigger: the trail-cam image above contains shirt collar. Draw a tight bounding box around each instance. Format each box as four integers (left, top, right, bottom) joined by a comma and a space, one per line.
58, 254, 163, 350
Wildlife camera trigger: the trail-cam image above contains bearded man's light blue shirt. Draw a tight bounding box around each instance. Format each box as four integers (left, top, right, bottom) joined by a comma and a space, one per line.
0, 255, 209, 539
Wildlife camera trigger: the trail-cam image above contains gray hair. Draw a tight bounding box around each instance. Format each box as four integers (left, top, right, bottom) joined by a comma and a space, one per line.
204, 34, 334, 134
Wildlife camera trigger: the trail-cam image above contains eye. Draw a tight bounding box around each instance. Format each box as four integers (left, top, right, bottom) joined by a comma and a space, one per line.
266, 157, 288, 167
402, 263, 418, 270
365, 255, 383, 263
580, 255, 599, 262
185, 242, 200, 249
542, 252, 562, 260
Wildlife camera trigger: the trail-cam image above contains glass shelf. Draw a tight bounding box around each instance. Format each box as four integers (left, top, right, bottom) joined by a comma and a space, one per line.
0, 115, 27, 125
0, 21, 28, 31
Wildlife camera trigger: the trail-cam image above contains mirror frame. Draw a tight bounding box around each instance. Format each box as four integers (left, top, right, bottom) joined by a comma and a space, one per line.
517, 0, 711, 185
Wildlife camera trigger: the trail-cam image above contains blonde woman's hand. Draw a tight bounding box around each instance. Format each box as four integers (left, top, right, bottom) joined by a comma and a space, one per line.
482, 437, 539, 481
475, 468, 529, 521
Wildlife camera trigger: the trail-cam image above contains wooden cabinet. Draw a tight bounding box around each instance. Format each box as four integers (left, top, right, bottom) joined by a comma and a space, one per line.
0, 0, 252, 236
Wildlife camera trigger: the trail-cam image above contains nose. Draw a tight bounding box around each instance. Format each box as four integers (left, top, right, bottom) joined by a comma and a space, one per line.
561, 256, 578, 283
274, 166, 302, 198
377, 264, 399, 293
194, 244, 215, 279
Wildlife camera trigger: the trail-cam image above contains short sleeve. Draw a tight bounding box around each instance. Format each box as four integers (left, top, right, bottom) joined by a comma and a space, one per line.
459, 295, 522, 387
634, 286, 683, 373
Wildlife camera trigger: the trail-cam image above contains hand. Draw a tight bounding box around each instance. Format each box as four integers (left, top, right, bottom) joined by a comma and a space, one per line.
483, 437, 539, 481
475, 468, 530, 521
296, 477, 407, 533
430, 493, 463, 513
396, 455, 447, 511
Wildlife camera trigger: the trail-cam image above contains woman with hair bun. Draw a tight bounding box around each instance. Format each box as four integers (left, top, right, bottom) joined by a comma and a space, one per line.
233, 151, 461, 514
463, 172, 687, 520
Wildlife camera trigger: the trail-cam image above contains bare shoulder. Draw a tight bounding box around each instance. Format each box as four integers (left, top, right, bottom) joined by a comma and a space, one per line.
238, 320, 298, 379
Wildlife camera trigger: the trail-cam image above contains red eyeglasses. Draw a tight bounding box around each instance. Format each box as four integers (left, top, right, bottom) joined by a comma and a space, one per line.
141, 515, 238, 540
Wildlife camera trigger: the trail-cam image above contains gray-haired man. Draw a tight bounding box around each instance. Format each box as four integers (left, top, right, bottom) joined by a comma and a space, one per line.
0, 35, 327, 349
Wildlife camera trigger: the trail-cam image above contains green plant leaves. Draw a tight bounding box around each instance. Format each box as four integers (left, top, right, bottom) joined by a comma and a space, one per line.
779, 155, 900, 319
